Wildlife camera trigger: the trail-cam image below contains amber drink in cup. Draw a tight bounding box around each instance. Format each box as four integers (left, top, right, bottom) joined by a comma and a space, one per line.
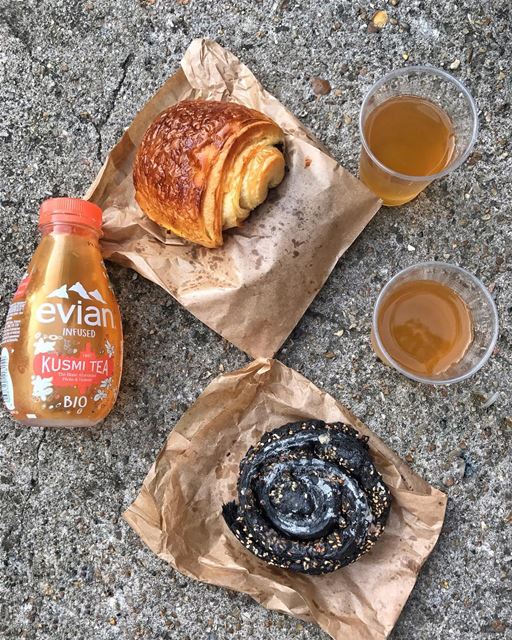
359, 67, 478, 206
371, 263, 498, 384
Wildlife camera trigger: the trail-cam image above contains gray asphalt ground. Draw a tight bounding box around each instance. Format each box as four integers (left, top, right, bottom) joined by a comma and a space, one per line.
0, 1, 511, 639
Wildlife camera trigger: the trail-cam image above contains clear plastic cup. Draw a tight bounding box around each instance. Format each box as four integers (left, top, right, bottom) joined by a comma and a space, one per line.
359, 66, 478, 206
371, 263, 499, 384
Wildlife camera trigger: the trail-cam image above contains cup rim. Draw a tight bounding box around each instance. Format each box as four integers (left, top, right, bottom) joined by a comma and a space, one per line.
359, 65, 479, 183
372, 262, 499, 385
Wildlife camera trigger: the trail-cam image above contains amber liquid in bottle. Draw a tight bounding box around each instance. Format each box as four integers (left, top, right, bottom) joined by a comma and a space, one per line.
360, 95, 455, 205
1, 222, 122, 427
376, 280, 473, 377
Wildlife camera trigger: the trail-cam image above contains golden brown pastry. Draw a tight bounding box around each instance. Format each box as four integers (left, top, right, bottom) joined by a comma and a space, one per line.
133, 100, 286, 248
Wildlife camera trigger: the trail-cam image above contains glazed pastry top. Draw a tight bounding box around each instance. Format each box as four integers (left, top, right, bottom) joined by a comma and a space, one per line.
133, 100, 285, 248
223, 420, 391, 575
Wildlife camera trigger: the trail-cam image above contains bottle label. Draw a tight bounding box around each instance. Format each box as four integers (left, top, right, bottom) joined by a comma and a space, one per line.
2, 275, 121, 423
2, 301, 26, 344
31, 341, 115, 401
35, 281, 116, 330
1, 348, 15, 411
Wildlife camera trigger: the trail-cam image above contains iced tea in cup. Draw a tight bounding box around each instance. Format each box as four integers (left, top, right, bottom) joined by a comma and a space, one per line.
359, 67, 478, 206
371, 263, 498, 384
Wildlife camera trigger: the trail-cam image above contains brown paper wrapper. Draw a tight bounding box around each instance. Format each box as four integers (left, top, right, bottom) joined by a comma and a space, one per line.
124, 359, 447, 640
85, 39, 381, 358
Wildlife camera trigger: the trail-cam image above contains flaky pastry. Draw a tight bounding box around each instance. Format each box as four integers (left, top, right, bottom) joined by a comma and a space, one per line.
133, 100, 286, 248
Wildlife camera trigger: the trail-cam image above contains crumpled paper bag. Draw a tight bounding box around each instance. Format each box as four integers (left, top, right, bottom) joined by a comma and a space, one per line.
86, 39, 380, 358
124, 359, 447, 640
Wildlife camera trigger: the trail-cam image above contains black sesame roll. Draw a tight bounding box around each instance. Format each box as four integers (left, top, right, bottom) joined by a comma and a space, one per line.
223, 420, 391, 575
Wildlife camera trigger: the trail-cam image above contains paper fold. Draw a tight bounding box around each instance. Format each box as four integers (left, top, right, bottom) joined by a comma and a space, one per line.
124, 359, 447, 640
86, 39, 381, 358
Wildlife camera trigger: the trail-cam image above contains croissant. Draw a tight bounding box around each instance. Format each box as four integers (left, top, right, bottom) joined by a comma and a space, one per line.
223, 420, 391, 575
133, 100, 286, 248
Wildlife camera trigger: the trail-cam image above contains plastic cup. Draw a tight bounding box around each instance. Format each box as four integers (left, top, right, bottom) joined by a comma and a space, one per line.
371, 263, 499, 384
359, 66, 478, 206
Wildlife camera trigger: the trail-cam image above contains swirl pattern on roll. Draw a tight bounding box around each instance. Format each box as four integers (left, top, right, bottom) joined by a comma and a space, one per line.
223, 420, 391, 575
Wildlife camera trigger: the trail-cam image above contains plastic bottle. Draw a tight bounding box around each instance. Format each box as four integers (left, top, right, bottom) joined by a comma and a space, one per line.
1, 198, 123, 427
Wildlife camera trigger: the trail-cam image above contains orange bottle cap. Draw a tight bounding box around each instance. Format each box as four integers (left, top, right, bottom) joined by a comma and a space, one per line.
39, 198, 103, 229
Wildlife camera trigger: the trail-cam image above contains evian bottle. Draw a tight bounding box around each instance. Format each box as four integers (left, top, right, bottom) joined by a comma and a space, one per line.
1, 198, 122, 427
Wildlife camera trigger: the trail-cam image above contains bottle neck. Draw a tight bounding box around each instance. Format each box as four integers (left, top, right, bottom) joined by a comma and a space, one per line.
39, 222, 102, 242
30, 222, 105, 280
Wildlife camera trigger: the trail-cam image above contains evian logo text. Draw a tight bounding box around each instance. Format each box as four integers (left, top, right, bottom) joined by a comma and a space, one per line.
35, 282, 115, 329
